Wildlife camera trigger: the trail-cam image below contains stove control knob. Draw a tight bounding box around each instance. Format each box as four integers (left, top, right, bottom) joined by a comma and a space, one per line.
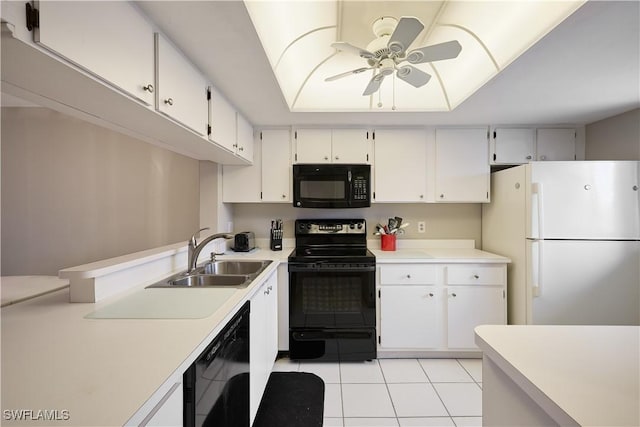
349, 223, 355, 229
357, 222, 363, 229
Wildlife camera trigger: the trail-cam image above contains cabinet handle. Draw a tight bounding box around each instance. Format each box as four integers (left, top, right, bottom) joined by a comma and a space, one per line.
143, 84, 154, 93
540, 155, 546, 161
268, 285, 273, 291
282, 194, 286, 199
324, 156, 329, 161
439, 194, 444, 199
406, 274, 411, 279
473, 274, 479, 279
335, 156, 339, 160
164, 98, 174, 106
526, 155, 532, 160
420, 195, 424, 199
633, 185, 638, 191
264, 290, 269, 295
428, 293, 434, 297
451, 293, 457, 297
239, 146, 244, 152
233, 143, 238, 148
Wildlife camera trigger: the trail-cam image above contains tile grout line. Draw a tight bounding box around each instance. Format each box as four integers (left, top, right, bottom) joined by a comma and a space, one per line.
378, 358, 401, 425
418, 358, 455, 421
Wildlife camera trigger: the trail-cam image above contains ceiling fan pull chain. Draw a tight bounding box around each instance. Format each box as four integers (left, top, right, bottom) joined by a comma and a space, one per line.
392, 73, 397, 111
377, 88, 383, 108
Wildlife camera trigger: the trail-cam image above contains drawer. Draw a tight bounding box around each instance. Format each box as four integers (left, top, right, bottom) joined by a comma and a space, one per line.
446, 265, 505, 285
379, 264, 438, 285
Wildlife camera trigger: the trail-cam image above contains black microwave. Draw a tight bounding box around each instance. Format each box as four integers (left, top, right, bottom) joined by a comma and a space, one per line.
293, 164, 371, 208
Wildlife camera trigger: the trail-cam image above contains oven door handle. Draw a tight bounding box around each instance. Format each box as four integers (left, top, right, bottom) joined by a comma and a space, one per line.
288, 263, 376, 273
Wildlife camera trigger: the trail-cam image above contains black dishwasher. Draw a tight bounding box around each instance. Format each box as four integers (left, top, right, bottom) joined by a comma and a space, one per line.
183, 301, 250, 427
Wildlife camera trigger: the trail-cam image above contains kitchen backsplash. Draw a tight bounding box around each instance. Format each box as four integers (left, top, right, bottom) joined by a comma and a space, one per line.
230, 203, 482, 248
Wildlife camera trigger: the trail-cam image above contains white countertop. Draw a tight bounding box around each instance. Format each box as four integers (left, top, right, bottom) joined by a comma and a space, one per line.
1, 275, 69, 307
372, 247, 510, 263
1, 243, 506, 426
1, 249, 281, 426
475, 325, 640, 427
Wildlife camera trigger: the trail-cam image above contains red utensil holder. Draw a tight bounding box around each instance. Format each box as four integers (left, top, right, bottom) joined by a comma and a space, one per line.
381, 234, 396, 251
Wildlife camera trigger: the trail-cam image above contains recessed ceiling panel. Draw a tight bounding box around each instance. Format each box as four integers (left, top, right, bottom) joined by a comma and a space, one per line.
244, 0, 586, 112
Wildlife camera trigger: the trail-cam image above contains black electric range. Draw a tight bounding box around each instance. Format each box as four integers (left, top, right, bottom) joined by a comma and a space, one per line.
288, 219, 376, 362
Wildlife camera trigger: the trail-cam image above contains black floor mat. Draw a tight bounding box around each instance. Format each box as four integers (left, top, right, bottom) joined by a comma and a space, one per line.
253, 372, 325, 427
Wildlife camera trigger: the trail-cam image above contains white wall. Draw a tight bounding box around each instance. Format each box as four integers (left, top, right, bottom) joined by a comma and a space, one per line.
1, 107, 201, 275
585, 108, 640, 160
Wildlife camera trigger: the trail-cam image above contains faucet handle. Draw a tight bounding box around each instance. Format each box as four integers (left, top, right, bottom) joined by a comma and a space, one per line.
189, 227, 210, 246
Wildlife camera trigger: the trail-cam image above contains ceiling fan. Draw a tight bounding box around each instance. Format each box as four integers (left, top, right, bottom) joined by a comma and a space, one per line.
326, 16, 462, 96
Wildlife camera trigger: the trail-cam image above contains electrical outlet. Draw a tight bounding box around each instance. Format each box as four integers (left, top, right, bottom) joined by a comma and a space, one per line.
418, 221, 426, 233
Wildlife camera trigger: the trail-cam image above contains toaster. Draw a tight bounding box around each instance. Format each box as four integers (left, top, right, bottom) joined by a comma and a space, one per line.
232, 231, 255, 252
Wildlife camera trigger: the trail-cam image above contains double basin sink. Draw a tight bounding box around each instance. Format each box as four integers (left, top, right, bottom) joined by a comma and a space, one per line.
146, 260, 272, 289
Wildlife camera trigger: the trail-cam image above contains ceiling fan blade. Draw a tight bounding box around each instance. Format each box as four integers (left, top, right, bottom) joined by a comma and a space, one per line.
396, 65, 431, 88
406, 40, 462, 64
363, 73, 385, 96
388, 17, 424, 55
331, 42, 375, 59
325, 67, 372, 82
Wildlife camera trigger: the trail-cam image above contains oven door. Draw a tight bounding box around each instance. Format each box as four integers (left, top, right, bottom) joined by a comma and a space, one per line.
288, 263, 376, 329
288, 262, 376, 361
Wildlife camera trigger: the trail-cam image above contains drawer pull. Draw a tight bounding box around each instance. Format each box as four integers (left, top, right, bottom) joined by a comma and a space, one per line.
473, 274, 479, 279
428, 293, 434, 297
451, 293, 457, 298
406, 274, 411, 279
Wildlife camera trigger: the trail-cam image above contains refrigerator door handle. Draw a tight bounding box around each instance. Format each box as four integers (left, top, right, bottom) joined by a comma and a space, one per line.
531, 240, 542, 297
531, 183, 544, 239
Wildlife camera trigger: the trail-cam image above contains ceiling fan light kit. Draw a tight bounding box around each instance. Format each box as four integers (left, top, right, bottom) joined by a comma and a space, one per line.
244, 0, 586, 112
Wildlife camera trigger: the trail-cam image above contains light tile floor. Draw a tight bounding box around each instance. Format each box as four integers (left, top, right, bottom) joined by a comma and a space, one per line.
272, 357, 483, 427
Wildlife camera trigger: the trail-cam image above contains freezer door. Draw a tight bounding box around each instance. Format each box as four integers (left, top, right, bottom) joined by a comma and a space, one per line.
526, 240, 640, 325
527, 161, 639, 239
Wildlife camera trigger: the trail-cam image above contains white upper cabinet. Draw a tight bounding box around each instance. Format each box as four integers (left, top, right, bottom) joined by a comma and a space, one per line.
294, 129, 332, 163
208, 86, 237, 152
34, 1, 155, 106
373, 129, 427, 202
491, 128, 535, 165
434, 128, 490, 203
222, 133, 261, 203
294, 129, 369, 164
261, 130, 292, 203
236, 112, 254, 162
155, 34, 208, 135
536, 128, 576, 161
331, 129, 370, 163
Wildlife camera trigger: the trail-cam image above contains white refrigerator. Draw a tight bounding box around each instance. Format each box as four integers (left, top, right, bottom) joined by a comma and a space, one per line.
483, 161, 639, 325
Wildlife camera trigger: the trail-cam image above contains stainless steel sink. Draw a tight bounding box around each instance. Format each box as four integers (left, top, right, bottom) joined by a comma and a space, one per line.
146, 260, 272, 289
200, 260, 271, 275
169, 274, 251, 288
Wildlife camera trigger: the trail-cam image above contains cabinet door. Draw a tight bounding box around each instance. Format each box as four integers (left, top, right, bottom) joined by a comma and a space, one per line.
536, 128, 576, 161
491, 128, 535, 165
373, 129, 427, 202
261, 130, 292, 202
447, 286, 505, 349
435, 128, 490, 202
236, 112, 254, 162
249, 273, 278, 425
34, 1, 155, 106
222, 132, 261, 202
145, 383, 182, 427
208, 86, 237, 152
379, 286, 440, 349
155, 34, 208, 135
295, 129, 332, 163
332, 129, 370, 163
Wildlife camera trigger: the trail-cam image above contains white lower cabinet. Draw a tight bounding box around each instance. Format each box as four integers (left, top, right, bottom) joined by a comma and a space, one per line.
141, 382, 182, 427
378, 263, 506, 353
447, 286, 505, 348
249, 271, 278, 424
379, 286, 441, 349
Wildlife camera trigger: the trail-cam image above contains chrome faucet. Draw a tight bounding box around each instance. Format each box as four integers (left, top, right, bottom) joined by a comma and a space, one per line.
187, 228, 233, 274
